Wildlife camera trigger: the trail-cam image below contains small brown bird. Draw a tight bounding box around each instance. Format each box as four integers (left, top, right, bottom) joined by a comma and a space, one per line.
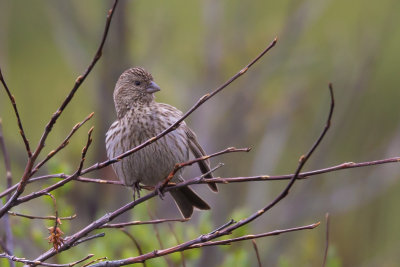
106, 67, 217, 218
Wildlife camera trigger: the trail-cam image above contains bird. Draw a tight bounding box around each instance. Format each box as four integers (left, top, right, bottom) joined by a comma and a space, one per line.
105, 67, 217, 218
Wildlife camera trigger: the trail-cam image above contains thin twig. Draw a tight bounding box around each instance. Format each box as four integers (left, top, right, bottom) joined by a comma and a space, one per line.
0, 174, 123, 199
101, 218, 188, 228
0, 253, 94, 267
0, 70, 31, 157
7, 211, 76, 221
72, 233, 106, 247
168, 223, 186, 267
120, 229, 147, 267
252, 239, 262, 267
31, 112, 94, 176
322, 213, 330, 267
81, 257, 108, 267
0, 118, 15, 267
0, 119, 12, 195
188, 222, 320, 248
77, 127, 94, 175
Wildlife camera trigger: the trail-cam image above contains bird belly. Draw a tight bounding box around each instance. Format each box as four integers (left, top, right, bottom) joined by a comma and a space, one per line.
107, 124, 189, 187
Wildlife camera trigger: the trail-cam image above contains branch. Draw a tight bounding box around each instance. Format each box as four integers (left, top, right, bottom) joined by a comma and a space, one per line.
0, 174, 123, 199
72, 233, 106, 247
120, 229, 147, 267
0, 118, 15, 267
77, 127, 94, 175
80, 37, 277, 175
0, 70, 31, 157
187, 222, 320, 248
101, 218, 188, 229
212, 84, 334, 241
7, 211, 76, 221
252, 239, 262, 267
0, 253, 94, 267
322, 213, 330, 267
31, 112, 94, 176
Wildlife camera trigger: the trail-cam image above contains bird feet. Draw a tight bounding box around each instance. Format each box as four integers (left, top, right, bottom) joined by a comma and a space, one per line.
132, 182, 141, 200
154, 181, 166, 200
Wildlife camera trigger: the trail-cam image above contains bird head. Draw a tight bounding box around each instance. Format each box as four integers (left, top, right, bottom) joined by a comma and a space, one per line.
114, 67, 161, 117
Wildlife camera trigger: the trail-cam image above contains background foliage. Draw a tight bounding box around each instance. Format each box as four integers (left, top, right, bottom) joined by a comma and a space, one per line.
1, 0, 400, 266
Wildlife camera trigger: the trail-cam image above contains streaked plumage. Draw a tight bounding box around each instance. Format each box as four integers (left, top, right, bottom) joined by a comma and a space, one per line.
106, 67, 217, 218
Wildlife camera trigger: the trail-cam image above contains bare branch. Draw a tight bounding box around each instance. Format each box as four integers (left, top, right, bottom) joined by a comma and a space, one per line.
168, 223, 186, 267
0, 118, 15, 267
80, 38, 277, 175
72, 233, 106, 247
322, 213, 330, 267
0, 174, 122, 199
120, 229, 147, 267
187, 222, 320, 248
31, 112, 94, 176
101, 218, 188, 229
0, 253, 94, 267
77, 127, 94, 175
0, 70, 31, 157
211, 84, 333, 241
252, 239, 262, 267
7, 211, 76, 221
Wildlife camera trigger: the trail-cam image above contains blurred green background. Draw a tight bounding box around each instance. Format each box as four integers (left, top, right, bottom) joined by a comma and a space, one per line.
1, 0, 400, 266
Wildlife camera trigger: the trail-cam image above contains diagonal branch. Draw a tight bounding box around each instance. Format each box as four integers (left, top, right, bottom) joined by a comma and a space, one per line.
31, 112, 94, 176
80, 37, 277, 175
0, 70, 31, 157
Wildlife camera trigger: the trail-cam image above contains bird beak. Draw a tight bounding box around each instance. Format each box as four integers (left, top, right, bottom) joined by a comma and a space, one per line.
146, 81, 161, 93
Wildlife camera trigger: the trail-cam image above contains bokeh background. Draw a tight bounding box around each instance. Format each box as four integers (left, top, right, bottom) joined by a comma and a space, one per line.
1, 0, 400, 266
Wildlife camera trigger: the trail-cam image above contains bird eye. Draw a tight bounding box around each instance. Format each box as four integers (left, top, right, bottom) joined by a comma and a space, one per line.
134, 81, 141, 86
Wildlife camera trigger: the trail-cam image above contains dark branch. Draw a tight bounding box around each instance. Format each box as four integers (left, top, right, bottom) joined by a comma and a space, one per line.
0, 70, 31, 157
80, 38, 277, 175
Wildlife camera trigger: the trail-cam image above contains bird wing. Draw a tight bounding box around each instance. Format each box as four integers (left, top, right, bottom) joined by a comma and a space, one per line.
184, 127, 218, 192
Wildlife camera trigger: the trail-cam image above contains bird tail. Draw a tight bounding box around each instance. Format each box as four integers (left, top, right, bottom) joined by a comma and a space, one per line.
170, 186, 210, 219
